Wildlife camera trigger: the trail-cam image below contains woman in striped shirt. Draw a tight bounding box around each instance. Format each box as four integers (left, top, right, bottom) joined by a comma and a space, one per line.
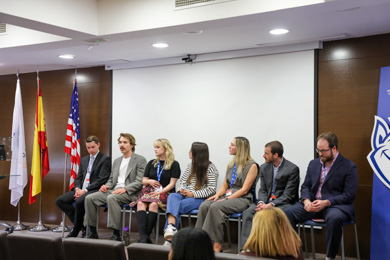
163, 142, 219, 244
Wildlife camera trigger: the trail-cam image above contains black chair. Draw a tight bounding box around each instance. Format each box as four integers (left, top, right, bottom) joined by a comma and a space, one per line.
7, 233, 64, 260
0, 231, 10, 260
63, 237, 126, 260
299, 219, 360, 260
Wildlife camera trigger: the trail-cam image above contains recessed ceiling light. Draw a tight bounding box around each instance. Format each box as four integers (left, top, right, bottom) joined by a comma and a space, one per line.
183, 30, 203, 35
269, 29, 289, 35
58, 54, 75, 59
152, 43, 169, 48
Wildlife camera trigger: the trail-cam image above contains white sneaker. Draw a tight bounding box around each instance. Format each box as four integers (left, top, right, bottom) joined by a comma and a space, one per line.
163, 240, 171, 246
163, 224, 177, 240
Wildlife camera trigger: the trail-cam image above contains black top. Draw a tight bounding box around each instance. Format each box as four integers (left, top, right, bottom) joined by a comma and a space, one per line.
144, 160, 181, 187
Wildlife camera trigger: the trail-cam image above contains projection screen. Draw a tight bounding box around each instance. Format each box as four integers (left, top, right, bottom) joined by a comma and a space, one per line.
112, 50, 315, 190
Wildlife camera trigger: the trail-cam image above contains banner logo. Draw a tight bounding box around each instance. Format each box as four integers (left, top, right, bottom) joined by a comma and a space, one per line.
368, 116, 390, 189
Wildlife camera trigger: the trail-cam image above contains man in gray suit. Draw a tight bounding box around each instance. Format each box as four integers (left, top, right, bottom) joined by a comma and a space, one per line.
240, 141, 300, 250
84, 133, 147, 241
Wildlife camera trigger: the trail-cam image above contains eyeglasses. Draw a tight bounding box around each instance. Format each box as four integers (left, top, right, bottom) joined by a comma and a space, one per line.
316, 148, 331, 154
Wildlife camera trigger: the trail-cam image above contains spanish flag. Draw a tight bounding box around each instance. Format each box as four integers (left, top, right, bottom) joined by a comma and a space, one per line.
29, 77, 50, 204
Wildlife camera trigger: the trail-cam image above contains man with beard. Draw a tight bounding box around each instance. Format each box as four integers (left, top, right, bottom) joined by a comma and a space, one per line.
284, 132, 358, 260
84, 133, 147, 241
240, 141, 300, 251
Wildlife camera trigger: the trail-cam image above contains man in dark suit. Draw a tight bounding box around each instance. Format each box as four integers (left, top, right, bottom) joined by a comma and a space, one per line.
56, 135, 111, 238
284, 132, 358, 260
240, 141, 300, 250
84, 133, 147, 241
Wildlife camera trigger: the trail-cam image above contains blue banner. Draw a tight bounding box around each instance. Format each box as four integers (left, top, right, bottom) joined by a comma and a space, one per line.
368, 66, 390, 259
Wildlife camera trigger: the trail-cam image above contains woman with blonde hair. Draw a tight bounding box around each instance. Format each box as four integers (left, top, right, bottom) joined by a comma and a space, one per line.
195, 137, 259, 252
132, 138, 181, 243
242, 207, 304, 260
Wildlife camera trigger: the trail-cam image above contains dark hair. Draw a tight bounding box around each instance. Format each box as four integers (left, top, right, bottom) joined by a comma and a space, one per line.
317, 132, 338, 149
117, 133, 136, 151
85, 135, 99, 144
265, 141, 283, 158
187, 142, 210, 190
171, 228, 215, 260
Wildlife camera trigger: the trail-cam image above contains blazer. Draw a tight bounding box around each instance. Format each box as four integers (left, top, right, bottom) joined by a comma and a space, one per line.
257, 158, 300, 209
300, 153, 358, 220
74, 152, 111, 192
105, 153, 147, 196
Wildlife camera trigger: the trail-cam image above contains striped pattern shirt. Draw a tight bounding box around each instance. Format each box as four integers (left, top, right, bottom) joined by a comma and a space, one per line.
179, 163, 219, 199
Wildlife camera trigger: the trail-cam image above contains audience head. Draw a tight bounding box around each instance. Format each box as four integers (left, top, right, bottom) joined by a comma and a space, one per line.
169, 227, 215, 260
188, 142, 210, 190
153, 138, 175, 169
229, 136, 253, 173
243, 207, 301, 258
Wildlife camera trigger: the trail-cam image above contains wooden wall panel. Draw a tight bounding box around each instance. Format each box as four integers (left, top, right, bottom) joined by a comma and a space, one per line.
0, 67, 111, 228
316, 33, 390, 259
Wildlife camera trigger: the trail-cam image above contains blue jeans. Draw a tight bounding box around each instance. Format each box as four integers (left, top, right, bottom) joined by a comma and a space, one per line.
164, 193, 205, 230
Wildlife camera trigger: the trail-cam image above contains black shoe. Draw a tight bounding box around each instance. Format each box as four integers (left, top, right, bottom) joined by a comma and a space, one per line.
109, 234, 122, 241
86, 232, 99, 239
66, 229, 79, 238
81, 227, 87, 238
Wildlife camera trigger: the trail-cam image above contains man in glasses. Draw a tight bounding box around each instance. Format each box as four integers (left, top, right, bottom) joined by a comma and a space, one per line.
284, 132, 358, 260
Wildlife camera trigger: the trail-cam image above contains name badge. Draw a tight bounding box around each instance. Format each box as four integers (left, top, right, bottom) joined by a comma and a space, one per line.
226, 189, 233, 197
270, 194, 276, 201
155, 185, 162, 192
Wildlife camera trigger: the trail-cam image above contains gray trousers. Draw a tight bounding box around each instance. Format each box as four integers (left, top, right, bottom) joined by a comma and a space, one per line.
195, 197, 251, 244
240, 203, 257, 250
84, 190, 134, 231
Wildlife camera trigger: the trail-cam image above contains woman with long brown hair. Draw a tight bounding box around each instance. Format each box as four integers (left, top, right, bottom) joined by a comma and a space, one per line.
163, 142, 219, 245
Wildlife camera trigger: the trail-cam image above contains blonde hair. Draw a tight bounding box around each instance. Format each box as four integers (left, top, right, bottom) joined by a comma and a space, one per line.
228, 137, 253, 174
153, 138, 175, 170
243, 207, 302, 258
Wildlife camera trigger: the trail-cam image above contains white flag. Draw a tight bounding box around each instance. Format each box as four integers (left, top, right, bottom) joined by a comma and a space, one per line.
9, 79, 28, 206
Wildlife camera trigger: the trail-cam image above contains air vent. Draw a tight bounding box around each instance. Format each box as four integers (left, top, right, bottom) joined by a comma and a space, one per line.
175, 0, 234, 9
0, 23, 7, 35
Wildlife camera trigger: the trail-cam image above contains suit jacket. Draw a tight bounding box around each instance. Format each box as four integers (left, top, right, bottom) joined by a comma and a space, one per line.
257, 158, 300, 209
300, 153, 358, 219
74, 152, 111, 192
105, 153, 147, 197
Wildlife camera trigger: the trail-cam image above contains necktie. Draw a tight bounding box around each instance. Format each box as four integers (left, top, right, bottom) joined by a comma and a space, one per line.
315, 166, 326, 199
82, 156, 95, 190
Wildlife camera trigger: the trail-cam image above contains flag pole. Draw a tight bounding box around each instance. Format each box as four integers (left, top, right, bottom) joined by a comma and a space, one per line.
11, 72, 28, 231
12, 202, 29, 231
30, 71, 50, 232
52, 153, 71, 234
30, 150, 50, 231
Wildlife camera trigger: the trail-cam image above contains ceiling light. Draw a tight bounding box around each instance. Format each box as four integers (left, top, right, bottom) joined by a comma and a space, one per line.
152, 43, 169, 48
183, 30, 203, 35
269, 29, 289, 35
58, 54, 75, 59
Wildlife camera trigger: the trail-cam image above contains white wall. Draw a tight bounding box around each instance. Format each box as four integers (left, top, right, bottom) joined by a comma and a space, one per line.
112, 50, 315, 191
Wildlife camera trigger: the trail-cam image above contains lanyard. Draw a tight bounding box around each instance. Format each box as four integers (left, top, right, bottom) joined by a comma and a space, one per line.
230, 164, 237, 188
157, 161, 165, 182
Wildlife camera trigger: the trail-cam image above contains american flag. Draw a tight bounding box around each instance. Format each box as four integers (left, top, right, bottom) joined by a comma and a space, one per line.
65, 80, 80, 191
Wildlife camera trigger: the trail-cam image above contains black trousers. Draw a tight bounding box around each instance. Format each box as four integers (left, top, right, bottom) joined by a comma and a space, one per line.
55, 190, 93, 230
